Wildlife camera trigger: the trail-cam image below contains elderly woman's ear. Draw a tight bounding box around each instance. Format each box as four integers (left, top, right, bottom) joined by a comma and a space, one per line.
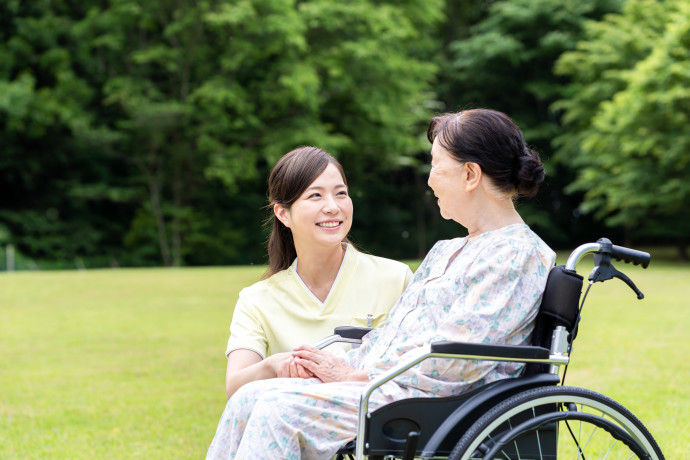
464, 162, 482, 192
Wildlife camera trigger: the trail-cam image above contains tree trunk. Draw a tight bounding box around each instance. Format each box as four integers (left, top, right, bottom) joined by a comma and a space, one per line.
146, 169, 172, 267
623, 224, 633, 248
171, 168, 182, 267
677, 237, 688, 262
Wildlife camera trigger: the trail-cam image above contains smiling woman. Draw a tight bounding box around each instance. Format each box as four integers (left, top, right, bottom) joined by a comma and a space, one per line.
219, 147, 412, 400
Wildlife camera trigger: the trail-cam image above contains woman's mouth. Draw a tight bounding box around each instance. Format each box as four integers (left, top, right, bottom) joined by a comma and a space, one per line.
316, 221, 342, 229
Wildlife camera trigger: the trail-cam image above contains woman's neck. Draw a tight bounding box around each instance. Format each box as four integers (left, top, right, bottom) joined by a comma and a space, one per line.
294, 243, 347, 302
464, 192, 524, 238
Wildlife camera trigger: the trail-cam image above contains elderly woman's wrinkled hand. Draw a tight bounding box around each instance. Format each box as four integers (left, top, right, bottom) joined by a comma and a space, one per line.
290, 345, 369, 383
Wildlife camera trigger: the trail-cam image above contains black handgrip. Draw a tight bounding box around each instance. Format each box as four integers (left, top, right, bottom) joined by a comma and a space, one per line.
334, 326, 372, 340
611, 245, 651, 268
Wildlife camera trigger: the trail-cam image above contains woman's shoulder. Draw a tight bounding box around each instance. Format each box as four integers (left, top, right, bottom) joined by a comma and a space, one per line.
352, 248, 412, 276
500, 225, 554, 254
238, 268, 293, 299
426, 237, 466, 257
475, 224, 555, 263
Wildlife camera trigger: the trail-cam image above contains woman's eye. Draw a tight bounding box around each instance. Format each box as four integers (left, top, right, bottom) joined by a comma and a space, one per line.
337, 191, 348, 197
308, 193, 321, 199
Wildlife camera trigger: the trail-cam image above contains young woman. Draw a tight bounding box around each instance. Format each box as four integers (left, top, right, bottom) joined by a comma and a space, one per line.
223, 146, 412, 398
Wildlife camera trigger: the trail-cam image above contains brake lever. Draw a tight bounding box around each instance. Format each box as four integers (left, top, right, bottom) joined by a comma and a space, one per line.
614, 269, 645, 299
589, 253, 645, 300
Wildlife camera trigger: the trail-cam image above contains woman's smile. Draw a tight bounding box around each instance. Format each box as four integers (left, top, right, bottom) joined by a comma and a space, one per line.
316, 220, 343, 229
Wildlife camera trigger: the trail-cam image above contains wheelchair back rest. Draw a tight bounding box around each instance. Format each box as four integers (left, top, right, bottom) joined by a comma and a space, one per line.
531, 265, 583, 350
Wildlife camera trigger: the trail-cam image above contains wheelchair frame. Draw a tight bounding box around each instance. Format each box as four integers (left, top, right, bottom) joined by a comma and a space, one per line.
314, 238, 664, 460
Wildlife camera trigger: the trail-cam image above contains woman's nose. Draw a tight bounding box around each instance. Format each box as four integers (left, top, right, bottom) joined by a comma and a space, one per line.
322, 195, 338, 213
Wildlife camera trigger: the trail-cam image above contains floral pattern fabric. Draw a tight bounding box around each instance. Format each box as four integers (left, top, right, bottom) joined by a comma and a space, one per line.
207, 224, 556, 460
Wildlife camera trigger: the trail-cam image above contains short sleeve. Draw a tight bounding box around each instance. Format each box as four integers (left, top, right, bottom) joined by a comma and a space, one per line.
225, 295, 268, 359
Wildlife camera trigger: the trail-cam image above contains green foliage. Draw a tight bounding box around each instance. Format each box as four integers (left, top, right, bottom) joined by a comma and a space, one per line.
0, 2, 133, 263
0, 0, 443, 266
2, 0, 686, 265
198, 0, 443, 189
442, 0, 622, 245
447, 0, 621, 142
554, 0, 690, 244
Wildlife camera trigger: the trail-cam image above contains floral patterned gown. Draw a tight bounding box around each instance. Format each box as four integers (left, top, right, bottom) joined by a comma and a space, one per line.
206, 224, 556, 460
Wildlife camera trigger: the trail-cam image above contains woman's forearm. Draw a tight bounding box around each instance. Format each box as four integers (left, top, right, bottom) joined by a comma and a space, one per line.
226, 351, 294, 399
346, 369, 370, 382
226, 359, 276, 399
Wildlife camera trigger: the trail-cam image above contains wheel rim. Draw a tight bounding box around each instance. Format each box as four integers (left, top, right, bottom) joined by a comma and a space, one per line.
458, 393, 660, 460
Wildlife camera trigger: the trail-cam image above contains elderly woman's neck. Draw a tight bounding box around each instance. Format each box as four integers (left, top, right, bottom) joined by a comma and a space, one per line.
465, 198, 524, 239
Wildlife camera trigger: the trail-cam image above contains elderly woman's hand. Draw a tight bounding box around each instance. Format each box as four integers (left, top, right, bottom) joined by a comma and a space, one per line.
290, 345, 369, 383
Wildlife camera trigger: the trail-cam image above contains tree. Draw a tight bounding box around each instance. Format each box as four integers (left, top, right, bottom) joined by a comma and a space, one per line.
439, 0, 623, 246
0, 1, 131, 266
0, 0, 445, 266
554, 0, 690, 258
197, 0, 445, 259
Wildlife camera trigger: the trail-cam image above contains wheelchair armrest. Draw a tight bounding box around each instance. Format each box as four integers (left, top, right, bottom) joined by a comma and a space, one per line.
430, 341, 550, 360
313, 327, 373, 350
334, 326, 373, 340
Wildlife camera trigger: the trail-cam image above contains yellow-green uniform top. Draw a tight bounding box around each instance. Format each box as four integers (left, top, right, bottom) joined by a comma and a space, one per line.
225, 244, 413, 358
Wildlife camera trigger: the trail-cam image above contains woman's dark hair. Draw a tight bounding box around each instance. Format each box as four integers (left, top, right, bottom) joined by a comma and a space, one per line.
427, 109, 545, 198
263, 146, 349, 279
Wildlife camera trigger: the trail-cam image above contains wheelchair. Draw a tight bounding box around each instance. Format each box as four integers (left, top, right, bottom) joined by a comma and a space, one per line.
314, 238, 664, 460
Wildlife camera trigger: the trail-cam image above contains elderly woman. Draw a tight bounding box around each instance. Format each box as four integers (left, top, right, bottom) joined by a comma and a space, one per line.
206, 109, 556, 460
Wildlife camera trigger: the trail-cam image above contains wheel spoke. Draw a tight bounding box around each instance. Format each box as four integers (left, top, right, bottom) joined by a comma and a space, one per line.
577, 404, 583, 460
602, 439, 618, 458
507, 419, 521, 459
530, 406, 543, 460
580, 421, 598, 455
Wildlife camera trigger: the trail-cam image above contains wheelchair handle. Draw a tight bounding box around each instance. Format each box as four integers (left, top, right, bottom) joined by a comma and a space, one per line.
611, 244, 651, 268
565, 239, 650, 271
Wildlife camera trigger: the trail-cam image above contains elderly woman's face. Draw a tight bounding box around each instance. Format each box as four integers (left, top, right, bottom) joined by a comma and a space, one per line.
428, 139, 466, 222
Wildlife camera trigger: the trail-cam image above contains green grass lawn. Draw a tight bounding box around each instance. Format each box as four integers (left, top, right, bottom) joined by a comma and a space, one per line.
1, 254, 687, 458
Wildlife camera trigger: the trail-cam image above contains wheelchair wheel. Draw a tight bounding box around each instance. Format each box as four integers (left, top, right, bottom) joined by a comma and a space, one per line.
448, 385, 664, 460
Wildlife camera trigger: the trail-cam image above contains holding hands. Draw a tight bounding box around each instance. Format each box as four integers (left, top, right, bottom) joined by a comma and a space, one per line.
279, 345, 369, 383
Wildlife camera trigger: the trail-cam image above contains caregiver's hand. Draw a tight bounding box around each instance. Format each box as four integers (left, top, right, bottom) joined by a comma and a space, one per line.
273, 352, 313, 379
291, 345, 369, 383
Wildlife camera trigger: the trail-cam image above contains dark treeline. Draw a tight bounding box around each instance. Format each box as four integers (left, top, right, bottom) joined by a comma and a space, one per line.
1, 0, 688, 269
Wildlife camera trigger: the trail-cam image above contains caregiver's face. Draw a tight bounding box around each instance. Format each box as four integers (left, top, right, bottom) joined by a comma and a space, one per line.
428, 138, 466, 222
282, 163, 353, 249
